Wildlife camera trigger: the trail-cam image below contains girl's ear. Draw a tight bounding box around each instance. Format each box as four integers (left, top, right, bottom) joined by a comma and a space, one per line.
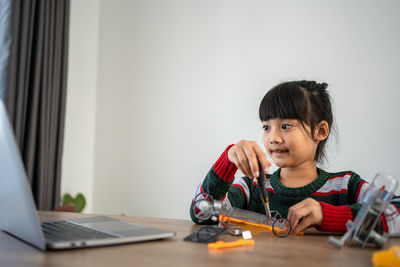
315, 120, 329, 141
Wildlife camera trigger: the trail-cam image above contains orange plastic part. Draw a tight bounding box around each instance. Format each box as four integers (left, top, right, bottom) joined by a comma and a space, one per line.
372, 246, 400, 267
208, 239, 255, 250
218, 215, 304, 236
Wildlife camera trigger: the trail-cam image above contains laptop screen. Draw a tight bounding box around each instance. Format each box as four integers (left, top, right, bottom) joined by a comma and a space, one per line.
0, 100, 46, 250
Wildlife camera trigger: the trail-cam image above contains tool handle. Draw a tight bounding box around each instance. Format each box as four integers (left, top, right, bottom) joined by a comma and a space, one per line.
256, 160, 268, 202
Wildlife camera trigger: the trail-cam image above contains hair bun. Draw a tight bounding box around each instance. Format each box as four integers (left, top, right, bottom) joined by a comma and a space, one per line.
298, 80, 328, 95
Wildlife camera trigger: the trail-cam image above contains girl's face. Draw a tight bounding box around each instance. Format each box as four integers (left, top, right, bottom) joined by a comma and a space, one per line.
262, 119, 318, 169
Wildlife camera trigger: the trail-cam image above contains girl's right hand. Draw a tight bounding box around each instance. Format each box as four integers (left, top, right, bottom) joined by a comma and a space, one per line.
227, 140, 271, 178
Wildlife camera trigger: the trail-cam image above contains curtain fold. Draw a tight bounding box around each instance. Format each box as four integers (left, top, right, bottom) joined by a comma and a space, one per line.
5, 0, 70, 210
0, 0, 13, 100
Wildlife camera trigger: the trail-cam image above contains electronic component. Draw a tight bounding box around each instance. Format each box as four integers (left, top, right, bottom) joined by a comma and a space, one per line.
183, 226, 225, 243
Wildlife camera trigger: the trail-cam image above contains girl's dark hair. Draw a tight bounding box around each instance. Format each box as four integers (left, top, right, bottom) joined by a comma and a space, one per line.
259, 80, 333, 163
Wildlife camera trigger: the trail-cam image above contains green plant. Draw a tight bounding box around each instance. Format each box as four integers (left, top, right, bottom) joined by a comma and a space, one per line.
62, 193, 86, 212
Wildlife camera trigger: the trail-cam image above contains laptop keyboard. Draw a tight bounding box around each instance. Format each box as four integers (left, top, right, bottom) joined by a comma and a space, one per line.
41, 221, 118, 242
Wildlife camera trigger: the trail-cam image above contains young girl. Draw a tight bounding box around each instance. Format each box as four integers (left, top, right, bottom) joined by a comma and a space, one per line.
190, 80, 400, 235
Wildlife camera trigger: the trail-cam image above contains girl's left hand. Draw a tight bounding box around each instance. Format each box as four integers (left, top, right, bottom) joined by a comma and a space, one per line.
287, 198, 323, 235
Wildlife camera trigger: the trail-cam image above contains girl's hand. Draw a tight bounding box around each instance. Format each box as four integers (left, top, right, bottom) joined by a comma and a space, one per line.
227, 140, 270, 178
287, 198, 323, 235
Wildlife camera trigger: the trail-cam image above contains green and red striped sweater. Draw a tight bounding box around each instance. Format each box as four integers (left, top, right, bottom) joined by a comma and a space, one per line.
190, 145, 400, 234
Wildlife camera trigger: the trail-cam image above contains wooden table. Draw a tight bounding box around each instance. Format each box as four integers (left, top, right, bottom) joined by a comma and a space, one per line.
0, 211, 398, 267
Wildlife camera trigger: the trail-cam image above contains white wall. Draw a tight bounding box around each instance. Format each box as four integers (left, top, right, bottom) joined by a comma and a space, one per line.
64, 0, 400, 219
61, 0, 100, 212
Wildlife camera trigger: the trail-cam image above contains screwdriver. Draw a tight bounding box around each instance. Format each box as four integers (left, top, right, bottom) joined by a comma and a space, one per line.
255, 160, 272, 220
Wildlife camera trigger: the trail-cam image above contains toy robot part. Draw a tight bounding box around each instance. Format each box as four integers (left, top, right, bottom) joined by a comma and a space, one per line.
328, 173, 399, 249
241, 230, 252, 240
193, 193, 293, 237
220, 220, 242, 236
219, 215, 294, 237
192, 193, 233, 222
270, 210, 282, 220
272, 218, 292, 237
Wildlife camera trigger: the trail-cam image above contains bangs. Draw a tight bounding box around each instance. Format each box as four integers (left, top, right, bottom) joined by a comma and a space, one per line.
259, 82, 310, 123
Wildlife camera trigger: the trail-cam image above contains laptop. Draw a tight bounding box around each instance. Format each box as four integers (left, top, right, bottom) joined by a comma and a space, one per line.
0, 100, 175, 250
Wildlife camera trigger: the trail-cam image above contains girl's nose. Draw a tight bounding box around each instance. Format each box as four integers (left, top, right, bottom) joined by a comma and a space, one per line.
269, 129, 283, 144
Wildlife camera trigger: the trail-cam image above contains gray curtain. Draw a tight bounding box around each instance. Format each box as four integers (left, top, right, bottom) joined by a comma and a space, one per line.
3, 0, 70, 210
0, 0, 13, 100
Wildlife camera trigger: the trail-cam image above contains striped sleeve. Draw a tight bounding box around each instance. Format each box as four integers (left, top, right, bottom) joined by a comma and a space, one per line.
213, 144, 237, 182
318, 202, 353, 232
229, 176, 251, 209
385, 196, 400, 235
347, 173, 367, 218
317, 172, 356, 232
190, 145, 243, 224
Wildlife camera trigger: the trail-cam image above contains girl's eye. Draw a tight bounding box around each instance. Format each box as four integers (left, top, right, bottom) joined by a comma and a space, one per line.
263, 125, 270, 131
282, 124, 293, 130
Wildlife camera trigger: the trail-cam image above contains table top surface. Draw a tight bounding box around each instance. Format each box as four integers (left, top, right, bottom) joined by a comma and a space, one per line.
0, 211, 398, 267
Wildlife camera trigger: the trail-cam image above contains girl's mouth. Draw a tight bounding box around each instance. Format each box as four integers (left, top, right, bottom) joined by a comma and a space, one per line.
271, 149, 288, 156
